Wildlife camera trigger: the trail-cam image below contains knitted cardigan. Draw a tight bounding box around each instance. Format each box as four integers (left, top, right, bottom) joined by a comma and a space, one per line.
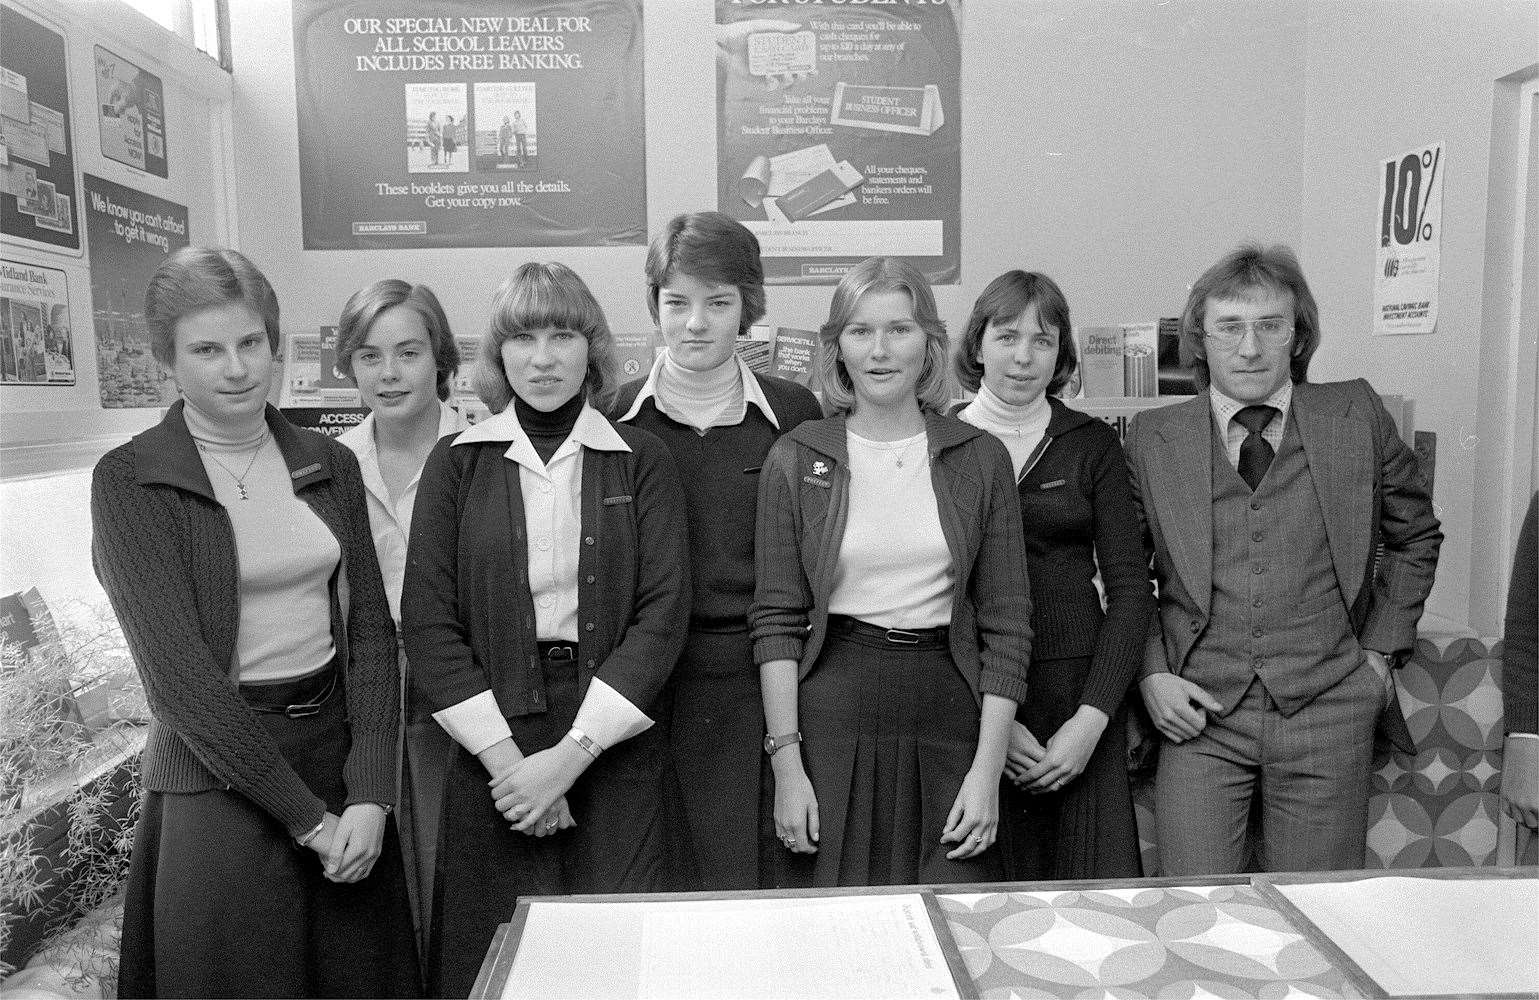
956, 396, 1154, 716
91, 402, 398, 837
750, 410, 1032, 706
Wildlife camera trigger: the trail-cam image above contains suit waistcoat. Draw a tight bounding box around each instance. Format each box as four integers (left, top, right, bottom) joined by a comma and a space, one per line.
1184, 416, 1360, 715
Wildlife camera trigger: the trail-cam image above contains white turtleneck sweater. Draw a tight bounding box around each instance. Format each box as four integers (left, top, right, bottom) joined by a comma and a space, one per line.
957, 382, 1052, 479
655, 351, 746, 432
183, 401, 339, 682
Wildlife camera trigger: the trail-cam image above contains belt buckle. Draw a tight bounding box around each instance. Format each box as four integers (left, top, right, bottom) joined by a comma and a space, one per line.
285, 701, 323, 719
884, 628, 921, 645
546, 645, 576, 661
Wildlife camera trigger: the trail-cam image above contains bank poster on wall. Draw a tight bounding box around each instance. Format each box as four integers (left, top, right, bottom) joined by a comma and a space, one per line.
0, 3, 80, 255
1374, 140, 1443, 336
95, 46, 169, 178
0, 258, 75, 385
84, 174, 190, 407
292, 0, 646, 250
716, 0, 960, 285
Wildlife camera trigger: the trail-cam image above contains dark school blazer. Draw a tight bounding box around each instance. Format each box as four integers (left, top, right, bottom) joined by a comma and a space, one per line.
402, 406, 691, 723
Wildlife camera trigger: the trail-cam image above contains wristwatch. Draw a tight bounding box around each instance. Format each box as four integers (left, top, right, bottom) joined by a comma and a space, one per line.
763, 731, 803, 756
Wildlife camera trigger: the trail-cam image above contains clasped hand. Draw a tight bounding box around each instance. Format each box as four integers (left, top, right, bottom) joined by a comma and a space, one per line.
1004, 707, 1108, 793
489, 744, 585, 836
306, 803, 386, 883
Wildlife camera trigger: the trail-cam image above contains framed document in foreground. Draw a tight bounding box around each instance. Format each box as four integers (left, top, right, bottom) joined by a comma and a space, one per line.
476, 890, 973, 1000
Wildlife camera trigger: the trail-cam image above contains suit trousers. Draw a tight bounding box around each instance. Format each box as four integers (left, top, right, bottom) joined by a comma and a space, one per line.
1154, 662, 1383, 875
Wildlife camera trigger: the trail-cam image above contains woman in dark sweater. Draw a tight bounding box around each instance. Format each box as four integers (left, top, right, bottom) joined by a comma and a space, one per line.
614, 212, 822, 890
955, 270, 1154, 880
402, 262, 690, 997
92, 247, 418, 997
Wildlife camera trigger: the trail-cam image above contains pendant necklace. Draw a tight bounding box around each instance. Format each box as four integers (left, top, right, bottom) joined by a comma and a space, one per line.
196, 430, 269, 501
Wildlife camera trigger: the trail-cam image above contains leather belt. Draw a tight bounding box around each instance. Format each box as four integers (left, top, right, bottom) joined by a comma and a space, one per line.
827, 614, 949, 646
243, 671, 338, 719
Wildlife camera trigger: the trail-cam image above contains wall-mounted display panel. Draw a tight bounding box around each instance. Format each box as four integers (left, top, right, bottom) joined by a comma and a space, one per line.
0, 258, 74, 385
0, 2, 80, 255
93, 45, 169, 178
83, 173, 189, 408
292, 0, 646, 250
715, 0, 961, 284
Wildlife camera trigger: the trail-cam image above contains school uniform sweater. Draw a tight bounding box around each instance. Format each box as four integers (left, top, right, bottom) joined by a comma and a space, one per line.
613, 369, 822, 628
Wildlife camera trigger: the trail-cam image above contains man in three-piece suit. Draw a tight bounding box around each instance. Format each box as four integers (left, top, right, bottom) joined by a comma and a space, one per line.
1126, 244, 1442, 874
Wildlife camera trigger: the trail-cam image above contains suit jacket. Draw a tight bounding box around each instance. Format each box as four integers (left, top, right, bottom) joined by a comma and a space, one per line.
1125, 379, 1442, 752
1503, 491, 1538, 735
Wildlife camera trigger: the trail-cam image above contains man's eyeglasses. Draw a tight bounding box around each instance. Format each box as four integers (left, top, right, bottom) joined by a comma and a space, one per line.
1204, 318, 1294, 350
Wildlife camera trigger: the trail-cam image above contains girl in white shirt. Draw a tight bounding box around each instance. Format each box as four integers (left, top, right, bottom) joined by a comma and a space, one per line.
335, 279, 468, 954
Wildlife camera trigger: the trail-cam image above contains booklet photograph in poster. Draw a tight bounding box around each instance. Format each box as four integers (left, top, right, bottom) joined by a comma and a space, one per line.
292, 0, 645, 249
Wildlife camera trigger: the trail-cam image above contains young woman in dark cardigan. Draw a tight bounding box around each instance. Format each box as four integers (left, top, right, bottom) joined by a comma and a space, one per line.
92, 247, 418, 998
954, 270, 1154, 880
403, 262, 689, 998
752, 256, 1032, 888
613, 212, 822, 890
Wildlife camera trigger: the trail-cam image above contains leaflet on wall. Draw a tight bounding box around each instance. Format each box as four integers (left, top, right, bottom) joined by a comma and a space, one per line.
84, 174, 191, 407
771, 327, 819, 389
280, 328, 360, 408
1374, 141, 1443, 336
0, 258, 75, 385
0, 4, 80, 254
292, 0, 646, 250
716, 1, 961, 285
95, 46, 169, 178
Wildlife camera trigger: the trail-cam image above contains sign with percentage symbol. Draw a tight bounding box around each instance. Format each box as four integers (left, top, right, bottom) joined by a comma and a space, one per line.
1374, 141, 1444, 335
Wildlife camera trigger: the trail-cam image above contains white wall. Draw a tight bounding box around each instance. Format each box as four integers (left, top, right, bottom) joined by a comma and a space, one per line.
1298, 0, 1539, 630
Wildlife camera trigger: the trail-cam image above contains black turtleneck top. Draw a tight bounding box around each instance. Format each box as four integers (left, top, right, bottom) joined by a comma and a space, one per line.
513, 391, 584, 464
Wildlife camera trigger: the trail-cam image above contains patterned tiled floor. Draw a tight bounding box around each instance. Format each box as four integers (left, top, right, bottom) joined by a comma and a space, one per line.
938, 884, 1365, 999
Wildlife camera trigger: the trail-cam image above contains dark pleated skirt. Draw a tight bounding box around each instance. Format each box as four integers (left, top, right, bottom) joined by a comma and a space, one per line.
775, 627, 1004, 889
117, 671, 421, 999
428, 656, 665, 1000
661, 626, 768, 891
1004, 653, 1142, 881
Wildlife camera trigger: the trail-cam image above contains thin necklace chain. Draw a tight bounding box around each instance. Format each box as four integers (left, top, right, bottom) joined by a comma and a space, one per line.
858, 432, 924, 468
195, 430, 270, 501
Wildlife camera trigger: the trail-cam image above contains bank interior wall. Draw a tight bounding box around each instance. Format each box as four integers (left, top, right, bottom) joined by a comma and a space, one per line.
2, 0, 1536, 636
